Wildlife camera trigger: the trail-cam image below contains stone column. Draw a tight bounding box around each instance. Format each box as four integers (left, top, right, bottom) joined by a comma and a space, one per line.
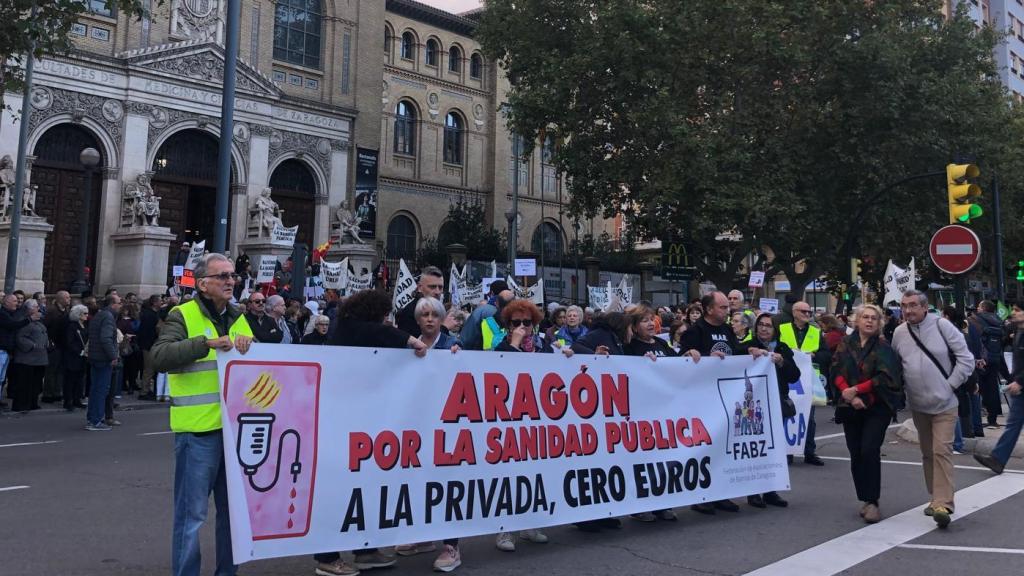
108, 226, 178, 296
313, 194, 330, 247
583, 256, 601, 288
446, 243, 467, 268
0, 217, 54, 294
329, 141, 350, 207
94, 167, 123, 292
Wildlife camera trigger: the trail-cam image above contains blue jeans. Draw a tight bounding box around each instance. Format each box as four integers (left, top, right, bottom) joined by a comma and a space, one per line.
953, 420, 964, 452
87, 362, 112, 426
804, 405, 818, 456
0, 349, 9, 402
173, 432, 236, 576
991, 393, 1024, 465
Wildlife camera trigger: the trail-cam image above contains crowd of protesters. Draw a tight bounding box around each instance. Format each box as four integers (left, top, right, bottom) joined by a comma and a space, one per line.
6, 253, 1024, 576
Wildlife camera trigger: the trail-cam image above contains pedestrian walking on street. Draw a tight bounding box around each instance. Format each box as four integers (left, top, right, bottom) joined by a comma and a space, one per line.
151, 253, 254, 576
86, 294, 122, 431
832, 304, 903, 524
975, 304, 1024, 475
778, 299, 828, 466
891, 290, 974, 528
967, 300, 1005, 429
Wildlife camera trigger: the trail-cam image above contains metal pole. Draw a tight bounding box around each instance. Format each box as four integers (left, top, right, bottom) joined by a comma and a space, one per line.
291, 242, 306, 302
214, 0, 241, 253
993, 172, 1006, 302
508, 136, 520, 269
4, 4, 38, 293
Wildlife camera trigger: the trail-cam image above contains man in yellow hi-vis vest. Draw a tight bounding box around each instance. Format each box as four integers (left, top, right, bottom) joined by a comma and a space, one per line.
779, 300, 829, 467
152, 253, 253, 576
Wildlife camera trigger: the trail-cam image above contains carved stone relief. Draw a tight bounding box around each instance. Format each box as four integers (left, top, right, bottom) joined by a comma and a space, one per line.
27, 87, 124, 155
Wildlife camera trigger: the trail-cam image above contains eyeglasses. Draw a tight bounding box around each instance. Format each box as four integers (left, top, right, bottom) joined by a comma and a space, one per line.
509, 319, 533, 327
203, 273, 241, 282
795, 309, 812, 315
756, 323, 774, 329
250, 299, 265, 304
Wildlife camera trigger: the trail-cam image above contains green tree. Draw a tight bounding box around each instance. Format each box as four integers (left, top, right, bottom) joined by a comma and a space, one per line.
435, 197, 507, 262
2, 1, 155, 100
479, 0, 1024, 299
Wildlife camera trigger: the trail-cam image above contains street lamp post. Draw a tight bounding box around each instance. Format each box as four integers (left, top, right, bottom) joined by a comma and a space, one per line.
71, 148, 101, 295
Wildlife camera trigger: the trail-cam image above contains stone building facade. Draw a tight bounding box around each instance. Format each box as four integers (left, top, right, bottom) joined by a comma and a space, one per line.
0, 0, 611, 295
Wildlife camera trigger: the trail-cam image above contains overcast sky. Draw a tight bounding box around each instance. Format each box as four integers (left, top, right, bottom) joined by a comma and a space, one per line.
418, 0, 483, 14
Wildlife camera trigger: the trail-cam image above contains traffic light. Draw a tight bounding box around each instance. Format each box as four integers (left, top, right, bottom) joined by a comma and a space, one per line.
850, 258, 863, 281
946, 163, 982, 224
1017, 260, 1024, 281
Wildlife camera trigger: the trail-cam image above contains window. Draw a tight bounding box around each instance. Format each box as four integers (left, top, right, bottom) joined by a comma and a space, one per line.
384, 27, 392, 53
531, 223, 563, 261
470, 53, 483, 78
273, 0, 322, 69
425, 39, 440, 67
387, 215, 418, 260
80, 0, 113, 17
401, 31, 415, 60
394, 101, 417, 156
443, 112, 464, 165
542, 134, 556, 163
509, 135, 529, 191
449, 46, 462, 73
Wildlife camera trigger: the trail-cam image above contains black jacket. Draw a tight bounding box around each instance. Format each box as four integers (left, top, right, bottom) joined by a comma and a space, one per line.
301, 331, 330, 345
137, 306, 160, 350
0, 306, 29, 352
396, 295, 422, 338
746, 337, 801, 402
572, 326, 625, 356
330, 317, 411, 349
64, 321, 88, 372
43, 305, 69, 350
679, 317, 740, 356
246, 312, 283, 343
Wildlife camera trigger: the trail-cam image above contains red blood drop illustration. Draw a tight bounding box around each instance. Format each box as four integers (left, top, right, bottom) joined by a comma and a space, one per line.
289, 503, 295, 513
290, 488, 297, 498
287, 519, 294, 529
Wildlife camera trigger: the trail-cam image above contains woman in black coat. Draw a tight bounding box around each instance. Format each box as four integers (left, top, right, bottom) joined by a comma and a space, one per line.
63, 304, 89, 411
571, 312, 630, 356
743, 313, 801, 509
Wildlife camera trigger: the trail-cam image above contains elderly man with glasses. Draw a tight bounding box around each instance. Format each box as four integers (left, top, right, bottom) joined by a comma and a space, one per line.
778, 300, 828, 466
152, 253, 253, 576
244, 291, 282, 343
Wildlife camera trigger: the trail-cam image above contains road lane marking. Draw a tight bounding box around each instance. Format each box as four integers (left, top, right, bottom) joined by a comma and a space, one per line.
815, 424, 900, 441
744, 473, 1024, 576
0, 440, 60, 449
139, 431, 174, 436
898, 544, 1024, 555
818, 455, 1024, 474
0, 486, 29, 492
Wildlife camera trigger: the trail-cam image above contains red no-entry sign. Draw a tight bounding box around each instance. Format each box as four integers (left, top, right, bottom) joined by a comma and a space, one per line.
929, 225, 981, 275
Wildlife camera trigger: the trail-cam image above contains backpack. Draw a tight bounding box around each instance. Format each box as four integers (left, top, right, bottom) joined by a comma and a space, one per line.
971, 317, 1003, 363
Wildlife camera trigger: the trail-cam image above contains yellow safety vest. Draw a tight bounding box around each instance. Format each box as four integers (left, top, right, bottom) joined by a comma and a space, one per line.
481, 316, 506, 351
778, 323, 821, 353
740, 331, 753, 343
168, 299, 253, 433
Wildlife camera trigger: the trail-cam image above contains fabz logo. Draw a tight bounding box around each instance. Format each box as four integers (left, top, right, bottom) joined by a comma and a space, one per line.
717, 370, 776, 460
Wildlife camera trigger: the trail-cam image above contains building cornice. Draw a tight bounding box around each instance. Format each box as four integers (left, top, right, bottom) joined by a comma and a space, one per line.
385, 65, 491, 100
386, 0, 478, 36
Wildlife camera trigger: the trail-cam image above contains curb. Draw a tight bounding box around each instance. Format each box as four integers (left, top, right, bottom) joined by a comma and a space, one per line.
896, 418, 1024, 459
1, 399, 169, 418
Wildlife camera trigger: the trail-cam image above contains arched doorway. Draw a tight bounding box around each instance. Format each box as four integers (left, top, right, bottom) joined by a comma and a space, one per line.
268, 159, 317, 249
31, 123, 104, 292
150, 129, 234, 260
531, 221, 563, 263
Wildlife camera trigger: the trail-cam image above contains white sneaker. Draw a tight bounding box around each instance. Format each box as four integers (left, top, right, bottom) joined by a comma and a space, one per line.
519, 529, 548, 543
432, 545, 461, 572
495, 532, 515, 552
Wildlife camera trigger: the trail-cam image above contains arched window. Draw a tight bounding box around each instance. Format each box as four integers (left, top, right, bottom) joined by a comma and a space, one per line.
387, 215, 418, 260
401, 31, 416, 60
425, 39, 440, 67
394, 101, 417, 156
470, 53, 483, 78
437, 220, 460, 247
542, 134, 556, 163
34, 124, 106, 167
273, 0, 322, 69
449, 45, 462, 73
443, 112, 464, 165
384, 26, 392, 54
531, 222, 563, 261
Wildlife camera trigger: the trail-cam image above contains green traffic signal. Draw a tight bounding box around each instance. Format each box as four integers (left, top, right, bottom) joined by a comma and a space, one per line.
1017, 260, 1024, 281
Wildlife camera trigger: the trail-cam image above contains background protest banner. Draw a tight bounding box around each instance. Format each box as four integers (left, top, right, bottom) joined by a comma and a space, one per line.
506, 276, 544, 305
320, 259, 347, 290
271, 223, 299, 246
344, 272, 373, 295
883, 258, 916, 306
255, 255, 277, 284
218, 350, 789, 561
184, 240, 206, 270
391, 259, 417, 312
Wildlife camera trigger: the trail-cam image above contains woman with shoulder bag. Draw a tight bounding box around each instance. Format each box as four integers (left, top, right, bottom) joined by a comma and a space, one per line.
745, 313, 800, 509
832, 304, 903, 524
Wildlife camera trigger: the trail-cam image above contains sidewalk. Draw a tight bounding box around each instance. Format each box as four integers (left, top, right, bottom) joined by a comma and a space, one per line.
1, 394, 169, 418
895, 404, 1024, 459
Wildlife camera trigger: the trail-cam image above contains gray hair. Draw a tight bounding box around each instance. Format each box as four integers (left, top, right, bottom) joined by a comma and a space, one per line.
565, 305, 583, 317
194, 252, 231, 280
22, 298, 38, 312
731, 310, 752, 327
414, 296, 445, 319
420, 266, 444, 279
266, 295, 285, 309
902, 289, 928, 305
313, 314, 331, 326
69, 304, 89, 322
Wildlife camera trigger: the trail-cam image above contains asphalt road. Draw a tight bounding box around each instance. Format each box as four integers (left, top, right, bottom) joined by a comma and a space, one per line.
2, 405, 1023, 576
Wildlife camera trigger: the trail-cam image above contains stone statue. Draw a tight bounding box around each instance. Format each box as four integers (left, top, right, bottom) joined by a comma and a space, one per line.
122, 173, 161, 227
0, 155, 14, 219
249, 187, 283, 238
335, 200, 364, 244
22, 184, 37, 217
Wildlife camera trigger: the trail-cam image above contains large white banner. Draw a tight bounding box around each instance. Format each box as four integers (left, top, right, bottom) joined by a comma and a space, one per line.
392, 259, 417, 312
784, 351, 816, 455
320, 259, 347, 290
883, 258, 915, 306
506, 275, 544, 305
217, 349, 790, 561
184, 240, 206, 270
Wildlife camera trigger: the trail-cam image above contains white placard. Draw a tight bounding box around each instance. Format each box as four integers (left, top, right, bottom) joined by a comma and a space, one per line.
217, 350, 789, 561
271, 223, 299, 246
758, 298, 779, 314
255, 255, 277, 284
320, 260, 347, 290
514, 258, 537, 277
184, 240, 206, 270
748, 271, 765, 288
172, 265, 184, 278
391, 259, 417, 312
